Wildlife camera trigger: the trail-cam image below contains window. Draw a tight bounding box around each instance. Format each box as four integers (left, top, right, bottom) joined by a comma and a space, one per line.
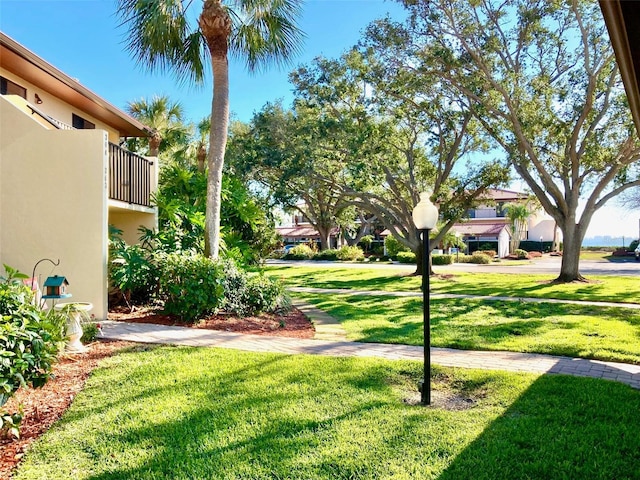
72, 113, 95, 130
0, 76, 26, 98
496, 202, 506, 217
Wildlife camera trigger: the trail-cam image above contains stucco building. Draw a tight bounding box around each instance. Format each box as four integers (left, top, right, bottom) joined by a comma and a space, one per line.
0, 31, 156, 320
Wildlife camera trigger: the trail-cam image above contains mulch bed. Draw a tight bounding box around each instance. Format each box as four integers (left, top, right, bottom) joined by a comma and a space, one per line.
1, 307, 314, 477
108, 305, 315, 339
0, 341, 132, 478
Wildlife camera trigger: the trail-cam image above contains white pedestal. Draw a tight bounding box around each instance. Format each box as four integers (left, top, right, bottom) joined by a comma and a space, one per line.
54, 302, 93, 353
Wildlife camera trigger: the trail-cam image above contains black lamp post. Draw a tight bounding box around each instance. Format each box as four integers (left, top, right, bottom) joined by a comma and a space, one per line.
455, 232, 460, 263
412, 192, 439, 405
540, 236, 543, 253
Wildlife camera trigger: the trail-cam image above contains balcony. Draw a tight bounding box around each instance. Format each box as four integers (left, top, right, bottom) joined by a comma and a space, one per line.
108, 143, 154, 207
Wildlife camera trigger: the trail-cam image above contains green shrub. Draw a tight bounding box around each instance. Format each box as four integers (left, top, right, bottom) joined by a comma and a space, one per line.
81, 322, 100, 343
313, 249, 339, 261
432, 254, 453, 265
158, 253, 224, 322
221, 262, 289, 316
336, 245, 365, 261
481, 250, 496, 258
246, 275, 290, 314
470, 252, 491, 264
0, 266, 66, 437
284, 244, 314, 260
384, 235, 411, 258
0, 409, 23, 439
397, 251, 417, 264
457, 254, 473, 263
629, 239, 639, 251
109, 242, 156, 308
514, 248, 529, 259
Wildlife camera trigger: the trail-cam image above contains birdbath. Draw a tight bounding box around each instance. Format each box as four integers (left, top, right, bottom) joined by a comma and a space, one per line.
54, 302, 93, 353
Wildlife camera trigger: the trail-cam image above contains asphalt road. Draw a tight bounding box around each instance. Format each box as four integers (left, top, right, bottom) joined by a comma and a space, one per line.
267, 255, 640, 276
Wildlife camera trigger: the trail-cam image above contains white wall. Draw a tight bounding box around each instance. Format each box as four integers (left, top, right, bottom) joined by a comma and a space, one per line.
0, 96, 109, 319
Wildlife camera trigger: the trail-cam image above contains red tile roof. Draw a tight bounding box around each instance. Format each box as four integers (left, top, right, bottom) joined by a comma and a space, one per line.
276, 226, 339, 238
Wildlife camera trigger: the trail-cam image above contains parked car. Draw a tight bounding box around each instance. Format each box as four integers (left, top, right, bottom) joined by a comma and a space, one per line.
635, 245, 640, 261
272, 244, 296, 257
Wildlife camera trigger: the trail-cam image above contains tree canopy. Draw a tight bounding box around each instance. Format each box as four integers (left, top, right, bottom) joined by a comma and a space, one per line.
393, 0, 640, 280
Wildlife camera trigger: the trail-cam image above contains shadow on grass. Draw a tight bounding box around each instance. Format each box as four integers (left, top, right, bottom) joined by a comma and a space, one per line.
15, 345, 640, 479
82, 360, 640, 480
437, 374, 640, 480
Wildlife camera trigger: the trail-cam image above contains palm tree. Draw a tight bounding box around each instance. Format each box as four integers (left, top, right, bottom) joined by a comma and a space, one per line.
504, 202, 533, 253
117, 0, 304, 258
126, 95, 188, 157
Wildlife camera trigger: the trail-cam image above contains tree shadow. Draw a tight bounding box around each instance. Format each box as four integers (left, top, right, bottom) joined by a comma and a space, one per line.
437, 374, 640, 479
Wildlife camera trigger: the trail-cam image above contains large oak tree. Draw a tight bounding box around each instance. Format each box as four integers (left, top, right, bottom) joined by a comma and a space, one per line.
395, 0, 640, 281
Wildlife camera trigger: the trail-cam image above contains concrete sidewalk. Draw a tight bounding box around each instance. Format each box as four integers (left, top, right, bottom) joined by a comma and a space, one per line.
289, 287, 640, 309
101, 320, 640, 390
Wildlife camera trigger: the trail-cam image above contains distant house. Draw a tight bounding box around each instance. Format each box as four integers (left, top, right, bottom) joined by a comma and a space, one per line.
0, 31, 156, 320
275, 225, 341, 248
275, 210, 340, 248
451, 189, 560, 257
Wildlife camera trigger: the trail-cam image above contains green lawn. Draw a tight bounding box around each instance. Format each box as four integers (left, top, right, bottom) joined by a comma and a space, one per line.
266, 266, 638, 303
294, 293, 640, 364
14, 346, 640, 480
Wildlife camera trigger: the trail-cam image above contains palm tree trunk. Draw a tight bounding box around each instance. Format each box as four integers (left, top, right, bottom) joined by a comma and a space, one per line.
149, 133, 161, 157
204, 56, 229, 258
200, 0, 232, 259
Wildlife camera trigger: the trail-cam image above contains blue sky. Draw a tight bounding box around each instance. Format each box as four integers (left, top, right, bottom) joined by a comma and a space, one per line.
0, 0, 405, 123
1, 0, 639, 240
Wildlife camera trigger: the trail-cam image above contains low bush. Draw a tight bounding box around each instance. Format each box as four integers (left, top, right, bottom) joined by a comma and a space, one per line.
528, 251, 543, 258
81, 322, 101, 343
336, 245, 365, 261
284, 244, 315, 260
397, 251, 416, 264
221, 262, 290, 316
514, 248, 529, 259
313, 249, 339, 261
470, 252, 491, 264
158, 253, 224, 322
246, 274, 290, 314
481, 250, 496, 258
0, 266, 66, 437
457, 254, 473, 263
109, 242, 156, 308
384, 235, 411, 258
432, 254, 453, 265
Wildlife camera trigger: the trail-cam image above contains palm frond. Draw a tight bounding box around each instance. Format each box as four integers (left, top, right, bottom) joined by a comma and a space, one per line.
116, 0, 207, 84
228, 0, 305, 72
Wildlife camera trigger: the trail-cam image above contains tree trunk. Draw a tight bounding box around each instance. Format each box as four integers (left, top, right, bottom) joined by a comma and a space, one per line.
316, 226, 331, 251
199, 0, 231, 259
556, 222, 586, 282
149, 133, 161, 157
197, 144, 207, 173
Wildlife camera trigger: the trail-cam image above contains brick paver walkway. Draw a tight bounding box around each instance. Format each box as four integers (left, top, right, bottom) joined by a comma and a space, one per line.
101, 320, 640, 390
